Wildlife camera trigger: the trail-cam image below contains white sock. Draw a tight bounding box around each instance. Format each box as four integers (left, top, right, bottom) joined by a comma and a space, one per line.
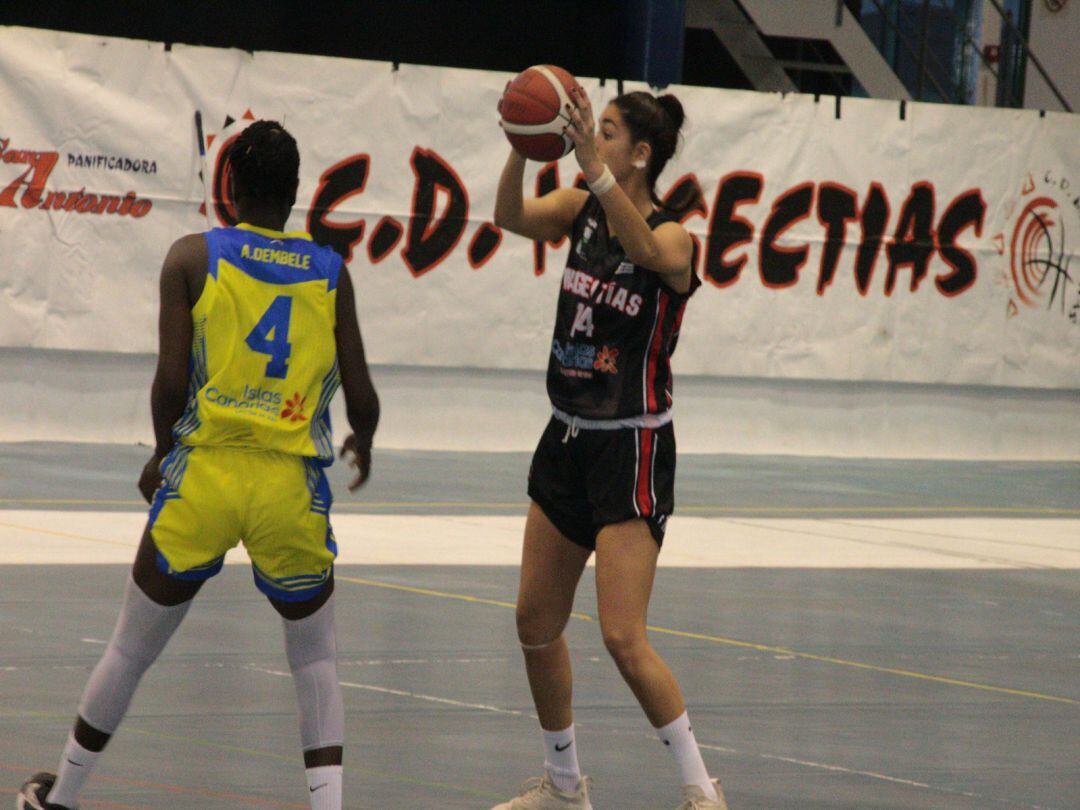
47, 733, 99, 808
305, 765, 342, 810
657, 712, 717, 800
542, 724, 581, 793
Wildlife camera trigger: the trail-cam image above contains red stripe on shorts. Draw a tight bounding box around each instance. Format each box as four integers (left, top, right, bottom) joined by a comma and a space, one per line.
636, 428, 654, 516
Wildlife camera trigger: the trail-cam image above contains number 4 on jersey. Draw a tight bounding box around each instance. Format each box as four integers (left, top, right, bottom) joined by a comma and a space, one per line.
246, 295, 293, 378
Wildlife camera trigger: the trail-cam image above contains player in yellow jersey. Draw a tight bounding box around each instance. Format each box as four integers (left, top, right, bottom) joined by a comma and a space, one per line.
17, 121, 378, 810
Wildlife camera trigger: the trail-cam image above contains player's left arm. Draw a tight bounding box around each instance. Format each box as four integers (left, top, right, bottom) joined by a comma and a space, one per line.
139, 234, 202, 503
335, 264, 380, 491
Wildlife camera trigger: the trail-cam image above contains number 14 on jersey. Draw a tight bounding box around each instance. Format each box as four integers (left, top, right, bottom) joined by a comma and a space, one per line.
570, 302, 595, 338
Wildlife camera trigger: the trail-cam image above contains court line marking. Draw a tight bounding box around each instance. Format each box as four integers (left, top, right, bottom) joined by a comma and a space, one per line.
247, 669, 1051, 810
0, 520, 135, 548
3, 521, 1075, 705
250, 665, 535, 718
758, 753, 935, 788
123, 727, 505, 801
0, 499, 147, 507
0, 715, 505, 803
829, 519, 1080, 552
4, 659, 1060, 808
1, 519, 1074, 705
335, 576, 596, 623
750, 753, 1055, 809
336, 575, 1078, 706
711, 747, 1055, 808
255, 668, 996, 807
2, 498, 1077, 515
723, 518, 1059, 569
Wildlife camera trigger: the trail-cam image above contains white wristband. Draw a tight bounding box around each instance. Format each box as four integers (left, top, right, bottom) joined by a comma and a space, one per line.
588, 165, 616, 197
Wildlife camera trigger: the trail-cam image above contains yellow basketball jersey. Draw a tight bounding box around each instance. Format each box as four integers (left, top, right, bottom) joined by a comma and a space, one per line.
172, 223, 342, 461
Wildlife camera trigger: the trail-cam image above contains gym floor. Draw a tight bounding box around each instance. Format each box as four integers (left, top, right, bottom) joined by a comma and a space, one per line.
1, 443, 1077, 809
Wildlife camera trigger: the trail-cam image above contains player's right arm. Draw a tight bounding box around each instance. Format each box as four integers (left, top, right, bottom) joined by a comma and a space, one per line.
335, 264, 380, 491
139, 233, 204, 503
493, 149, 587, 242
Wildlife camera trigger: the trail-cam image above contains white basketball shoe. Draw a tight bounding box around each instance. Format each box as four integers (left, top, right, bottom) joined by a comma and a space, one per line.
675, 778, 729, 809
490, 772, 593, 809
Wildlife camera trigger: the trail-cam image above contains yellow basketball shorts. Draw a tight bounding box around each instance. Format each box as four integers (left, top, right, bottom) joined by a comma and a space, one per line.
148, 444, 336, 602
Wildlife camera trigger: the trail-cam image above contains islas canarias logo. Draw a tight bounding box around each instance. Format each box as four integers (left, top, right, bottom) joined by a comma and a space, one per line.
995, 170, 1079, 324
203, 384, 308, 422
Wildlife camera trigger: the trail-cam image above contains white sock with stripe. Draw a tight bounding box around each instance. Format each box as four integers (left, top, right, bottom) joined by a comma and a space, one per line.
656, 712, 717, 800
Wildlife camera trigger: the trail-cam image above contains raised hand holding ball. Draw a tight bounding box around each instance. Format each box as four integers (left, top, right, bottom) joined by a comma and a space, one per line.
498, 64, 583, 162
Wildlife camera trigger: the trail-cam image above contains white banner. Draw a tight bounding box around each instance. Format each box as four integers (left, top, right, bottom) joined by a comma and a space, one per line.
1, 26, 1078, 388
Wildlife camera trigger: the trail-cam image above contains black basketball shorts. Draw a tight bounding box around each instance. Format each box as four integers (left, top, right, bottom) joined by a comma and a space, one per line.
527, 415, 676, 550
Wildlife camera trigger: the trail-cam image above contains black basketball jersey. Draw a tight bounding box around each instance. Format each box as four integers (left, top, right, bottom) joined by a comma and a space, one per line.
546, 193, 701, 420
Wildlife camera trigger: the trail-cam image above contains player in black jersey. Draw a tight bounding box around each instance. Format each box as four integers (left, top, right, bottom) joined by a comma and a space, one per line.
491, 89, 728, 810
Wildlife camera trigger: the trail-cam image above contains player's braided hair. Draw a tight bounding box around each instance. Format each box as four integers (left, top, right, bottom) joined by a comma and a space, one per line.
612, 92, 700, 216
227, 120, 300, 207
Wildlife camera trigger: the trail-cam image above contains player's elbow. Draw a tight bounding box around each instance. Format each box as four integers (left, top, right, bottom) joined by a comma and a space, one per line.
150, 368, 188, 407
493, 207, 516, 231
625, 242, 660, 269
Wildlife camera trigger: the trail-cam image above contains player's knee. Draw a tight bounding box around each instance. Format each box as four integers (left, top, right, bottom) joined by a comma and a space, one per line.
282, 593, 338, 671
516, 603, 562, 648
601, 625, 647, 669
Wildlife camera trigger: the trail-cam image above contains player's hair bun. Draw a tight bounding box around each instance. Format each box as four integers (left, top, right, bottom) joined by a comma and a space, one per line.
656, 95, 685, 133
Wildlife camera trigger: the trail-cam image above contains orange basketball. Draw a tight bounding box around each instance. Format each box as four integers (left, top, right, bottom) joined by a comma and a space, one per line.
498, 65, 583, 162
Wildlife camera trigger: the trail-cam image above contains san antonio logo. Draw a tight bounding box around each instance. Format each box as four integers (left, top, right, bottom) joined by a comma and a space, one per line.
995, 170, 1078, 323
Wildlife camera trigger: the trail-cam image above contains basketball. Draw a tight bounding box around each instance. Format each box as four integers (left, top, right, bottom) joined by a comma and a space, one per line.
498, 64, 583, 162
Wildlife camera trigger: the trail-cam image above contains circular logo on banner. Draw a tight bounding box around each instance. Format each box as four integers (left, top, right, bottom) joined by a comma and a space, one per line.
996, 170, 1079, 323
1044, 0, 1068, 13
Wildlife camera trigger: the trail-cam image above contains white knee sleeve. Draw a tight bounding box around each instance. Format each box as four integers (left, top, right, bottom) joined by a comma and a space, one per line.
282, 594, 344, 751
520, 633, 562, 651
78, 576, 190, 733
